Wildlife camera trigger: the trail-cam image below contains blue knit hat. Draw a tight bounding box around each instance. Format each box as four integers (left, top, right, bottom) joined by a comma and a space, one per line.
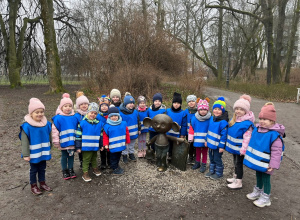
124, 95, 135, 106
212, 97, 226, 113
108, 106, 120, 118
153, 93, 163, 103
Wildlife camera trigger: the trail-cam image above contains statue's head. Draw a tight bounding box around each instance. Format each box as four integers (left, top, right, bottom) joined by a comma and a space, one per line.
143, 114, 180, 134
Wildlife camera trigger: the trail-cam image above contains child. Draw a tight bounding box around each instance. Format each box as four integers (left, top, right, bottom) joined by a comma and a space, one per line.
188, 98, 211, 173
226, 95, 255, 189
136, 96, 148, 158
75, 102, 103, 182
166, 92, 187, 160
205, 97, 228, 180
52, 93, 79, 180
119, 94, 140, 163
147, 93, 167, 151
103, 107, 131, 175
97, 96, 110, 169
98, 95, 111, 107
20, 98, 52, 195
244, 102, 285, 208
110, 89, 122, 108
184, 95, 198, 164
74, 92, 90, 169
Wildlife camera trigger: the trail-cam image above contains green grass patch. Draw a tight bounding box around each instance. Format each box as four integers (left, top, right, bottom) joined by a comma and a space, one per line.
207, 80, 298, 102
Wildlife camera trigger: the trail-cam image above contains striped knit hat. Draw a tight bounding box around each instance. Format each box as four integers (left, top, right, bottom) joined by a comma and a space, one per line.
212, 97, 226, 113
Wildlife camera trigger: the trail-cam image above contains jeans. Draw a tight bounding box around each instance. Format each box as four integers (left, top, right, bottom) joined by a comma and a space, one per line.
209, 148, 224, 176
30, 161, 46, 184
110, 152, 122, 170
61, 150, 74, 170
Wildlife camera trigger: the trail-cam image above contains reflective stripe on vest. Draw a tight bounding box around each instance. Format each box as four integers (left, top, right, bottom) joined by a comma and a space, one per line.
30, 142, 51, 159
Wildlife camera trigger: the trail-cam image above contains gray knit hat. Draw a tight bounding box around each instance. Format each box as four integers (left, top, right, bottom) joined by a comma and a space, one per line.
186, 95, 197, 103
87, 102, 99, 114
110, 89, 121, 99
137, 96, 146, 104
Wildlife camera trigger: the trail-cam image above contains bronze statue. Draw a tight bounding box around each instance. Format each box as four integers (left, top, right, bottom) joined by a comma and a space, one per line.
143, 114, 187, 172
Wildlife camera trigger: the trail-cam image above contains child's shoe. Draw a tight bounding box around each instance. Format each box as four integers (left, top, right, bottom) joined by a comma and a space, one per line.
253, 193, 271, 207
205, 171, 214, 178
210, 173, 223, 180
82, 172, 92, 182
62, 169, 71, 180
191, 161, 200, 170
93, 167, 102, 176
227, 179, 242, 189
226, 174, 237, 183
199, 163, 207, 173
138, 150, 144, 158
31, 183, 43, 195
39, 181, 52, 191
123, 155, 129, 164
129, 153, 137, 162
68, 168, 77, 178
143, 149, 147, 158
187, 156, 194, 165
246, 186, 262, 200
113, 167, 124, 175
100, 163, 106, 170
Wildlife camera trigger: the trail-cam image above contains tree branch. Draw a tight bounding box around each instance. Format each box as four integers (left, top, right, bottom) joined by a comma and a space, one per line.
0, 14, 8, 51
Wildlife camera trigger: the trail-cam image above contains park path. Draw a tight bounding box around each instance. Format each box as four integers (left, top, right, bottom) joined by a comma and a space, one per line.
204, 87, 300, 166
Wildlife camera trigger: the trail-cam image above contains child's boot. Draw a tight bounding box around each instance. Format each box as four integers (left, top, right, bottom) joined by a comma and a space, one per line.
123, 155, 129, 164
199, 163, 207, 173
191, 161, 200, 170
68, 168, 77, 178
93, 167, 102, 176
62, 169, 71, 180
82, 172, 92, 182
226, 174, 237, 183
39, 181, 52, 191
253, 192, 271, 207
246, 186, 262, 200
205, 163, 215, 178
143, 149, 147, 158
187, 155, 194, 165
138, 150, 143, 158
227, 179, 242, 189
129, 153, 137, 162
31, 183, 43, 195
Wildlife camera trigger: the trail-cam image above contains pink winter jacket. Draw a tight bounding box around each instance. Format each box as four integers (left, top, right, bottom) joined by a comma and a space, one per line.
52, 109, 75, 150
236, 111, 255, 155
256, 123, 285, 175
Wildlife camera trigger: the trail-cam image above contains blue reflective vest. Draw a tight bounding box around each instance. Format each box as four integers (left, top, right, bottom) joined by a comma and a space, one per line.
138, 109, 149, 133
243, 127, 285, 173
206, 117, 228, 150
80, 120, 104, 151
184, 108, 196, 134
120, 110, 139, 139
96, 113, 108, 124
148, 106, 166, 132
103, 122, 127, 153
226, 120, 254, 155
19, 122, 52, 164
74, 112, 85, 122
166, 108, 187, 137
190, 117, 210, 147
52, 115, 78, 148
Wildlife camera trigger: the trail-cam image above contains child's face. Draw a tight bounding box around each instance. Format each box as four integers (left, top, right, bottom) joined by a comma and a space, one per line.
31, 108, 44, 122
112, 96, 120, 102
235, 107, 246, 117
154, 100, 161, 108
80, 103, 88, 111
101, 104, 108, 112
87, 111, 97, 120
199, 109, 208, 116
110, 115, 119, 121
62, 104, 72, 114
139, 101, 146, 109
259, 118, 275, 128
213, 107, 222, 117
188, 101, 196, 108
172, 102, 181, 109
126, 103, 135, 110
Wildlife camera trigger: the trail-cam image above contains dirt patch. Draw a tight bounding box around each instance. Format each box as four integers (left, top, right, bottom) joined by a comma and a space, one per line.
0, 85, 299, 219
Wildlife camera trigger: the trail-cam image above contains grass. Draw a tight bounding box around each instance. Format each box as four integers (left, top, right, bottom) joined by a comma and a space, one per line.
207, 80, 298, 102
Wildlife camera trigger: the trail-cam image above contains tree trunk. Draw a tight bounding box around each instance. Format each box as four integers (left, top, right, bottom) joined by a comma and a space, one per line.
285, 0, 300, 83
217, 0, 224, 80
273, 0, 288, 84
40, 0, 64, 93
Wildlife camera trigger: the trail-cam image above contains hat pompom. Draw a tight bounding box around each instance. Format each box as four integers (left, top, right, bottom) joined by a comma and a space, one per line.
240, 94, 251, 103
124, 92, 131, 97
76, 91, 84, 98
217, 96, 225, 101
62, 93, 70, 98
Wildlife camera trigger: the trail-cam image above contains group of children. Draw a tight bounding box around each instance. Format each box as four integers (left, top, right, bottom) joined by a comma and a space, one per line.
20, 89, 285, 208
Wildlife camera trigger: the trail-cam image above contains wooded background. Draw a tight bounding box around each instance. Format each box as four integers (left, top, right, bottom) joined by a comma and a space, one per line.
0, 0, 299, 92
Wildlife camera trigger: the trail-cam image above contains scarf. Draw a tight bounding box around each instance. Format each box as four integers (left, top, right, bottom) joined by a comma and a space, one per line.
76, 108, 88, 116
138, 106, 147, 112
120, 103, 134, 114
107, 117, 122, 125
195, 111, 211, 122
171, 105, 181, 112
188, 106, 197, 114
213, 111, 229, 122
24, 115, 48, 127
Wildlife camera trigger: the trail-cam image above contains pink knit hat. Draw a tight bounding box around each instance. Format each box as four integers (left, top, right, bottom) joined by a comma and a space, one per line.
197, 99, 209, 111
28, 98, 45, 114
76, 95, 89, 109
59, 93, 73, 109
233, 94, 251, 112
259, 102, 276, 122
